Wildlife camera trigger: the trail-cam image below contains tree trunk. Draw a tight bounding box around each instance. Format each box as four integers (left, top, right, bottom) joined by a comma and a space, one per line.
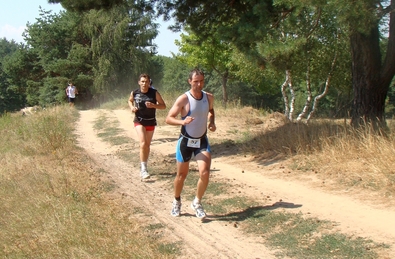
288, 71, 296, 121
296, 58, 312, 122
350, 6, 395, 130
281, 69, 295, 121
281, 70, 290, 119
350, 26, 386, 129
221, 70, 228, 106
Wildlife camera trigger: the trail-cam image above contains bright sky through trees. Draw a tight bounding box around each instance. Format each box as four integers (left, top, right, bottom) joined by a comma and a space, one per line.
0, 0, 180, 56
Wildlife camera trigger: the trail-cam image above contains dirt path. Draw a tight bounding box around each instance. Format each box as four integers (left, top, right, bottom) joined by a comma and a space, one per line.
75, 109, 395, 258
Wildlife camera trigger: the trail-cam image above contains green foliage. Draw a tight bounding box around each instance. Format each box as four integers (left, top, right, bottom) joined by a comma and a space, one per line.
160, 55, 192, 93
0, 3, 160, 111
0, 39, 25, 114
142, 56, 164, 91
153, 0, 355, 116
83, 1, 159, 94
331, 0, 379, 34
49, 0, 124, 12
175, 29, 236, 103
25, 80, 42, 105
1, 0, 393, 122
230, 49, 278, 95
152, 0, 395, 125
386, 79, 395, 117
0, 38, 19, 56
23, 8, 89, 105
175, 29, 232, 70
40, 77, 67, 105
26, 8, 78, 64
172, 29, 282, 108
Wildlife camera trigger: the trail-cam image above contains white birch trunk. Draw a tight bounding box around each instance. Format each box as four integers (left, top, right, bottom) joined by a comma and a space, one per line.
306, 52, 338, 122
288, 70, 295, 122
281, 69, 295, 121
297, 59, 312, 121
281, 70, 290, 119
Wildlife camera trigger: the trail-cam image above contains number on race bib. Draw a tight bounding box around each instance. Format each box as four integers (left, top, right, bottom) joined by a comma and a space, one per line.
187, 138, 201, 148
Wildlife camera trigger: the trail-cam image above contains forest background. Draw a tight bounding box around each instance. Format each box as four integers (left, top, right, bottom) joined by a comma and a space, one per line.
1, 0, 395, 128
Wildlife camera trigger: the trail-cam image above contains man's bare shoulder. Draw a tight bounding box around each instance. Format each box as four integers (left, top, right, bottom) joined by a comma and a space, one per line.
175, 93, 188, 103
205, 92, 214, 100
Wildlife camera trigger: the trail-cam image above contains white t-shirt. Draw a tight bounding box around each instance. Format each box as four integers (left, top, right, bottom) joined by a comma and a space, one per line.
67, 85, 77, 98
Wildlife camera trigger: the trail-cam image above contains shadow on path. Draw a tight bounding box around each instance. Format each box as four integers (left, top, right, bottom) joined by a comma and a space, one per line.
205, 201, 302, 223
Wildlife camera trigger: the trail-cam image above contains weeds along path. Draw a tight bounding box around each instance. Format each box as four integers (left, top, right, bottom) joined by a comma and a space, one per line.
76, 109, 278, 259
76, 109, 395, 258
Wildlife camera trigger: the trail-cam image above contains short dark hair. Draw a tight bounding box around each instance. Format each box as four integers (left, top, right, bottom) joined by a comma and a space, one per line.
189, 68, 204, 80
139, 73, 150, 81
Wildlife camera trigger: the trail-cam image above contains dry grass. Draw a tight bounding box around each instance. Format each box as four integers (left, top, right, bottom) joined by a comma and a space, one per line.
205, 103, 395, 203
301, 124, 395, 197
0, 106, 177, 258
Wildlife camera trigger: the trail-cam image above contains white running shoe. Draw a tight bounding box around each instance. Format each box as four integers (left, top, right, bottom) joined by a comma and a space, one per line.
171, 200, 181, 217
141, 170, 150, 180
191, 202, 206, 219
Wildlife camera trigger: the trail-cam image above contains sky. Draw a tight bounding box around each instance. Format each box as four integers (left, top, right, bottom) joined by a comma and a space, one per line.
0, 0, 181, 57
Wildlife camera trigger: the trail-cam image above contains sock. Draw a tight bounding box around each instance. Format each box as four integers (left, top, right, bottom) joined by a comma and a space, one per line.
193, 197, 200, 205
141, 162, 147, 171
175, 196, 181, 202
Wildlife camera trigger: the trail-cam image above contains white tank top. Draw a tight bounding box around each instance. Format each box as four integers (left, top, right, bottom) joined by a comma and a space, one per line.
67, 86, 77, 98
183, 91, 209, 138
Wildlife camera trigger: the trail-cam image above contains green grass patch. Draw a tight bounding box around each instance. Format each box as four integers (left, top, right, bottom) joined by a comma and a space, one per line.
205, 180, 227, 196
158, 242, 182, 256
146, 223, 165, 231
116, 148, 139, 162
93, 112, 130, 146
205, 188, 388, 259
244, 210, 384, 259
206, 196, 259, 216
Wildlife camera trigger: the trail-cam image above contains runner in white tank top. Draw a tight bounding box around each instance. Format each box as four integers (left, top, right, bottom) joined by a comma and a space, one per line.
166, 68, 216, 219
65, 82, 78, 107
182, 91, 209, 138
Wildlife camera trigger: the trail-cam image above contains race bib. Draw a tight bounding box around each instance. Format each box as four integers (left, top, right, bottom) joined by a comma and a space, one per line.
187, 138, 201, 148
